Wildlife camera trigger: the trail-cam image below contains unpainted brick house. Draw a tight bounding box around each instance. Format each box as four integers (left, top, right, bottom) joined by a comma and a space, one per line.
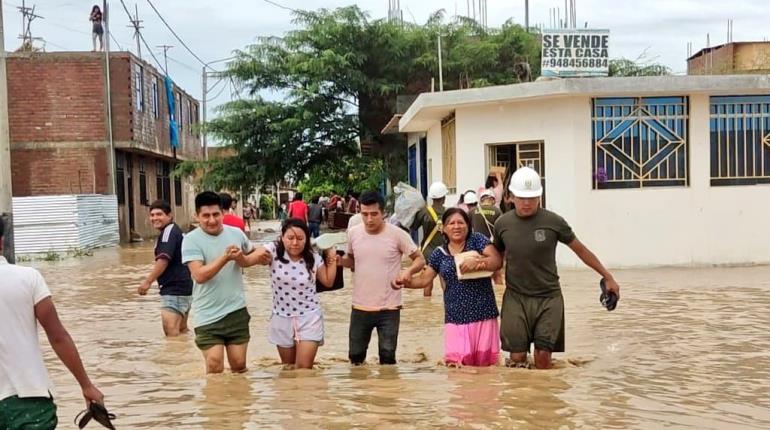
8, 51, 203, 241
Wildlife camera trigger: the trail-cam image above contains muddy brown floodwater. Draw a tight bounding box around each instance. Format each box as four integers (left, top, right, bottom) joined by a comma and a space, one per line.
26, 242, 770, 429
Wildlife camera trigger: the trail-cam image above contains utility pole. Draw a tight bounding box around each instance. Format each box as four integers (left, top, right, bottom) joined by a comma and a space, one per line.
127, 3, 143, 58
525, 0, 529, 31
437, 34, 443, 92
201, 66, 207, 159
0, 2, 16, 262
103, 0, 115, 195
200, 56, 236, 161
157, 44, 172, 74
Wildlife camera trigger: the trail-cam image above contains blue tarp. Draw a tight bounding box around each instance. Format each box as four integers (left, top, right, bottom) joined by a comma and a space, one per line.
164, 76, 179, 149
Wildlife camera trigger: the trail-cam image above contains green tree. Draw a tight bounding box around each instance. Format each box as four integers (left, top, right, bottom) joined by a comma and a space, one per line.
609, 57, 671, 77
297, 155, 385, 198
185, 7, 540, 193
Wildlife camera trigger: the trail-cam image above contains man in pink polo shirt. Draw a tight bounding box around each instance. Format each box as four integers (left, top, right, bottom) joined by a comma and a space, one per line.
340, 191, 424, 365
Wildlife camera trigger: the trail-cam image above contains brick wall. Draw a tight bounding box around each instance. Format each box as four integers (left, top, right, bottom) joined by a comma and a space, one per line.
11, 146, 109, 196
109, 55, 133, 142
688, 44, 735, 75
7, 53, 108, 142
128, 57, 203, 160
7, 52, 201, 240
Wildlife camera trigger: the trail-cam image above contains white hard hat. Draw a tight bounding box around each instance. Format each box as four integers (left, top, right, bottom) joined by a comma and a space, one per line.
480, 189, 496, 200
463, 191, 478, 205
428, 182, 448, 199
508, 166, 543, 198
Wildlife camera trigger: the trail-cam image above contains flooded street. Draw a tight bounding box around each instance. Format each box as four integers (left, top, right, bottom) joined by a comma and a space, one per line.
29, 243, 770, 429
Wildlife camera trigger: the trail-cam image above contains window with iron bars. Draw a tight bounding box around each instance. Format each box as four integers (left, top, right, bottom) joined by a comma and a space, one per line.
115, 153, 125, 205
156, 160, 171, 203
592, 97, 689, 189
134, 64, 144, 112
139, 157, 148, 205
710, 95, 770, 186
173, 166, 183, 207
151, 77, 160, 119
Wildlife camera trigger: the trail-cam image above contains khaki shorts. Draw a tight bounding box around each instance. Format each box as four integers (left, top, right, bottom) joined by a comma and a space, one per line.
194, 307, 251, 350
500, 289, 565, 353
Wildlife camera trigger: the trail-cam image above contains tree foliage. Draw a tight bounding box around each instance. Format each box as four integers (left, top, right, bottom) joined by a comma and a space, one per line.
297, 155, 385, 198
181, 7, 541, 193
609, 57, 671, 77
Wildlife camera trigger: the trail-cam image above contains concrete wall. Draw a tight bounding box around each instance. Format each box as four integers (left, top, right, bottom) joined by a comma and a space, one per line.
424, 93, 770, 267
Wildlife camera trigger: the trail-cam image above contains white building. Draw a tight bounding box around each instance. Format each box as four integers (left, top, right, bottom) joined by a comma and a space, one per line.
399, 75, 770, 267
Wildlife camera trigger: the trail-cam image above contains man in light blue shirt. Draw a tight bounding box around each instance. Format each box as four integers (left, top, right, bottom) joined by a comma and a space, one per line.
182, 191, 257, 374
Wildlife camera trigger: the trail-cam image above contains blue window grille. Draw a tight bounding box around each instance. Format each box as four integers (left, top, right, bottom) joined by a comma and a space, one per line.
710, 95, 770, 186
592, 97, 689, 189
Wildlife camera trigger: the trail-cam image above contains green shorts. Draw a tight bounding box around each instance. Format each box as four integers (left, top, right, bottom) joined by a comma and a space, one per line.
194, 307, 251, 350
0, 395, 57, 430
500, 289, 565, 353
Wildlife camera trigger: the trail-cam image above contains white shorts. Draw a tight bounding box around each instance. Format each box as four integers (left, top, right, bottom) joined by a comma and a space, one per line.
268, 309, 324, 348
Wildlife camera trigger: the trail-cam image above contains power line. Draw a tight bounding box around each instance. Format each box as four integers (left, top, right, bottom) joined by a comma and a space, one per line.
262, 0, 297, 13
208, 80, 229, 101
43, 39, 71, 51
109, 32, 124, 51
205, 76, 225, 95
145, 0, 213, 71
118, 0, 166, 74
46, 20, 90, 36
164, 54, 198, 72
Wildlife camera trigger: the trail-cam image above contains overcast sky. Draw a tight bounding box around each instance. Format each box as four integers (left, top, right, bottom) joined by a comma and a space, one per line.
3, 0, 769, 115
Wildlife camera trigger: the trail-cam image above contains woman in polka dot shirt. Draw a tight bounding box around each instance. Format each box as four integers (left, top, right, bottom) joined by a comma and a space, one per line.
395, 208, 503, 366
250, 218, 339, 369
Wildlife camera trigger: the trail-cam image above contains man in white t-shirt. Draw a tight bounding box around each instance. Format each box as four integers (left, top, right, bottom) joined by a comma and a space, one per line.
0, 217, 104, 428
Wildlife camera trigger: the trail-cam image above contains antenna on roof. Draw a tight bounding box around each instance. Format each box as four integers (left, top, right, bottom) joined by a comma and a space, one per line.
17, 0, 44, 52
127, 3, 144, 59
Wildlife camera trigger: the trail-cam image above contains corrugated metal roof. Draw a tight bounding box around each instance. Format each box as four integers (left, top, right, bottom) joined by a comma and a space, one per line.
12, 195, 119, 254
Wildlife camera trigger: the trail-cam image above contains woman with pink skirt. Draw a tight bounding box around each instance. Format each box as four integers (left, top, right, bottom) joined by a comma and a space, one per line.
396, 208, 502, 366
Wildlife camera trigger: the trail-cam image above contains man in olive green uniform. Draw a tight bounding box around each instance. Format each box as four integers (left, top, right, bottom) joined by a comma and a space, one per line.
470, 189, 502, 240
411, 182, 448, 296
492, 167, 621, 369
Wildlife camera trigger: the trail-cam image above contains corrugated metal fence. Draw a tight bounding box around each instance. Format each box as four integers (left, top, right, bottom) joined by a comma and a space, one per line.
12, 195, 119, 254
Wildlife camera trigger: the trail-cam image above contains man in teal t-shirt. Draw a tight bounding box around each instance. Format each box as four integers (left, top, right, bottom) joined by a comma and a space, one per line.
182, 191, 255, 374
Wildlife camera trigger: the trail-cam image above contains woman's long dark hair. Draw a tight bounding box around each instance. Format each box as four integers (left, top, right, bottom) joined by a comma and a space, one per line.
91, 5, 101, 14
485, 174, 497, 189
441, 207, 473, 253
274, 218, 315, 279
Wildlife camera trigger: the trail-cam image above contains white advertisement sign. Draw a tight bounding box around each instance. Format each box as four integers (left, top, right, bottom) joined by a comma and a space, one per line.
541, 29, 610, 77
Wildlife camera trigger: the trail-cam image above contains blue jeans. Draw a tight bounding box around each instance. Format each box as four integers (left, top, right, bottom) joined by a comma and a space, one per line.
160, 294, 192, 316
348, 309, 400, 365
308, 221, 321, 238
